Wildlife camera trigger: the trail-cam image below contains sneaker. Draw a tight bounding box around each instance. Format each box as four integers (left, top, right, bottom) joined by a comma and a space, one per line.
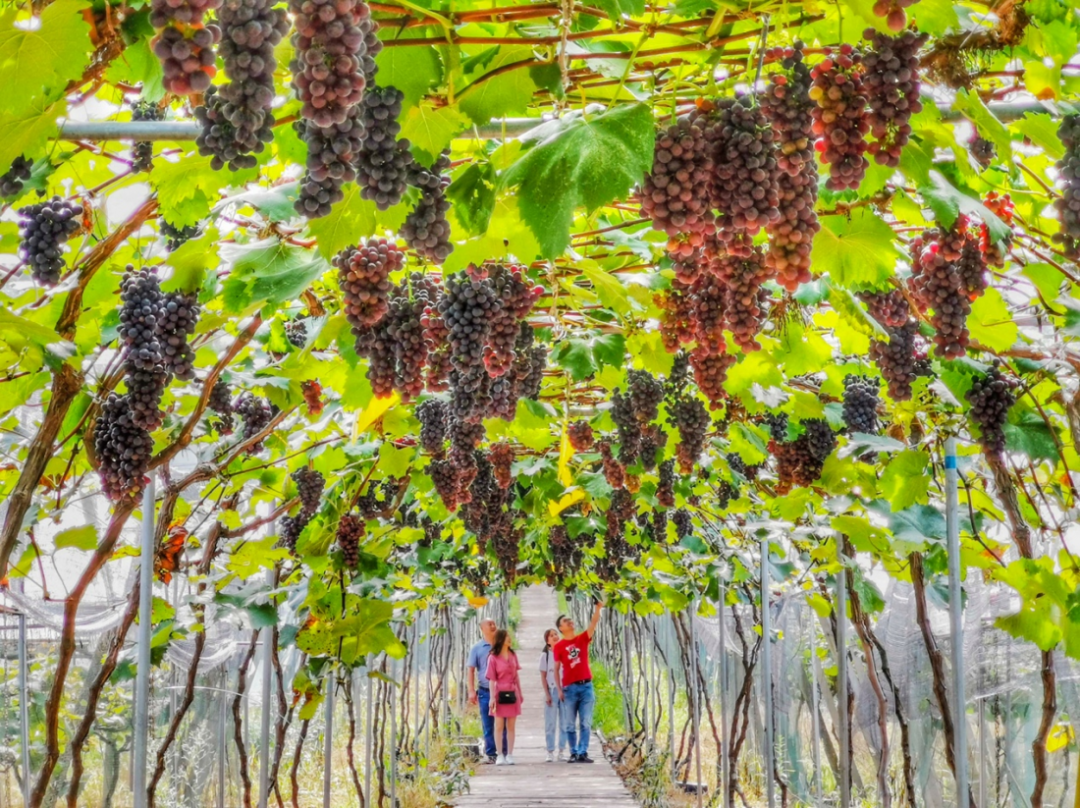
546, 751, 554, 763
557, 751, 567, 762
486, 755, 497, 764
578, 754, 594, 763
506, 755, 515, 765
495, 755, 506, 766
567, 754, 580, 763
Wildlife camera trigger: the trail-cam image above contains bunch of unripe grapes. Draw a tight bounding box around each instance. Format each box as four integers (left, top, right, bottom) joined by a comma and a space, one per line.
95, 394, 156, 500
842, 375, 880, 435
18, 196, 82, 286
965, 362, 1016, 456
356, 84, 415, 210
763, 43, 819, 291
403, 152, 454, 264
1054, 114, 1080, 259
909, 226, 976, 358
337, 514, 364, 568
810, 45, 870, 191
235, 393, 273, 453
640, 110, 715, 252
711, 96, 781, 255
335, 238, 404, 333
869, 320, 930, 401
862, 29, 927, 167
568, 420, 595, 452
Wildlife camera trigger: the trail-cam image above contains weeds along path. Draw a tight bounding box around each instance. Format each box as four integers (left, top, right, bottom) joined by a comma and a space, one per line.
453, 584, 637, 808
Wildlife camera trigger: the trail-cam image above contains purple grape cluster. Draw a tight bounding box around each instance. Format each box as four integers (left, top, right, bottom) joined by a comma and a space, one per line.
965, 362, 1016, 456
119, 267, 168, 430
403, 152, 453, 263
640, 111, 715, 252
18, 196, 82, 286
0, 156, 32, 198
152, 24, 220, 96
207, 378, 235, 434
842, 375, 880, 435
294, 104, 366, 217
289, 0, 372, 127
868, 320, 930, 401
1053, 115, 1080, 259
860, 289, 910, 328
95, 394, 155, 500
235, 393, 273, 453
909, 226, 976, 358
131, 100, 163, 172
356, 85, 414, 210
810, 45, 870, 191
863, 29, 927, 167
335, 238, 405, 333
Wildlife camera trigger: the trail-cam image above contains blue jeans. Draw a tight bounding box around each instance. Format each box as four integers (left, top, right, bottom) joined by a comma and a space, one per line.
561, 680, 595, 757
544, 684, 567, 753
476, 688, 507, 758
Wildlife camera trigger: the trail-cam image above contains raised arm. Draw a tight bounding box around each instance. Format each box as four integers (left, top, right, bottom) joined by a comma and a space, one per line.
585, 600, 603, 638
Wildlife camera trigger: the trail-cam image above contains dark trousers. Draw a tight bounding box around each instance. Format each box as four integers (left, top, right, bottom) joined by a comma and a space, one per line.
477, 687, 507, 757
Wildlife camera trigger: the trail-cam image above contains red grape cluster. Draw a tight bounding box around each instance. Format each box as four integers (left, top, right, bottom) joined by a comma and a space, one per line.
689, 348, 735, 409
771, 418, 836, 487
669, 394, 710, 474
656, 459, 675, 508
710, 96, 781, 255
860, 288, 910, 328
403, 152, 454, 263
810, 45, 870, 191
873, 0, 919, 32
356, 274, 437, 401
292, 467, 325, 516
483, 263, 542, 377
842, 375, 880, 435
1053, 115, 1080, 258
965, 361, 1016, 456
980, 192, 1014, 267
289, 0, 371, 127
18, 196, 82, 286
712, 248, 772, 352
598, 440, 626, 489
337, 514, 364, 567
863, 29, 927, 167
909, 225, 977, 358
356, 84, 415, 210
640, 109, 716, 253
869, 320, 930, 401
763, 43, 820, 290
335, 238, 405, 333
152, 21, 220, 96
95, 393, 155, 500
417, 398, 449, 457
567, 421, 595, 451
0, 156, 33, 199
234, 393, 273, 453
489, 442, 514, 489
207, 378, 235, 434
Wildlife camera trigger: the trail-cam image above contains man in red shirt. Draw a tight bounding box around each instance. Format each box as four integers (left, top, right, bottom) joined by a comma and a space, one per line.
553, 599, 602, 763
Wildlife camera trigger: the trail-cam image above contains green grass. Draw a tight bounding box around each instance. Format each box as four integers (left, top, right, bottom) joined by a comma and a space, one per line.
590, 661, 628, 738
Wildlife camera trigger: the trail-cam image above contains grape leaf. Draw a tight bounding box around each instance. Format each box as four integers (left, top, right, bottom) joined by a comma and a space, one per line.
306, 184, 410, 260
399, 101, 470, 165
953, 88, 1012, 166
1004, 409, 1059, 463
811, 211, 900, 288
374, 45, 443, 112
0, 96, 64, 178
54, 524, 97, 551
968, 288, 1018, 352
221, 240, 331, 313
500, 104, 655, 258
459, 46, 537, 124
0, 0, 92, 117
879, 450, 930, 511
106, 38, 165, 102
1012, 113, 1066, 160
446, 162, 496, 236
919, 170, 1010, 243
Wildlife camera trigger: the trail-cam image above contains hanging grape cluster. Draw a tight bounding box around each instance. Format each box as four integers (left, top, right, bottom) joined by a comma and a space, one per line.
0, 156, 32, 198
17, 196, 82, 286
95, 394, 156, 500
235, 393, 273, 453
842, 375, 880, 435
418, 399, 449, 457
965, 362, 1017, 456
1053, 114, 1080, 259
150, 0, 220, 95
640, 110, 715, 253
869, 320, 931, 401
860, 289, 910, 328
873, 0, 919, 32
118, 267, 168, 430
810, 45, 870, 191
403, 152, 453, 264
567, 421, 595, 452
207, 378, 235, 434
196, 0, 288, 171
356, 84, 414, 210
131, 101, 163, 172
159, 293, 200, 381
669, 393, 710, 474
161, 219, 201, 252
548, 524, 584, 585
289, 0, 371, 127
862, 29, 927, 167
771, 417, 837, 488
763, 43, 820, 290
336, 238, 404, 332
337, 514, 364, 567
285, 319, 307, 348
909, 222, 986, 358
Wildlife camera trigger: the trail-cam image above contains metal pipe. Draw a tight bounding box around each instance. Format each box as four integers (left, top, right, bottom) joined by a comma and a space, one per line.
390, 655, 398, 808
51, 101, 1051, 144
836, 551, 850, 808
761, 536, 775, 808
809, 607, 823, 806
258, 570, 273, 808
689, 602, 703, 808
218, 677, 227, 808
364, 660, 373, 808
132, 478, 156, 808
17, 590, 30, 808
718, 584, 731, 808
946, 437, 969, 806
323, 674, 335, 808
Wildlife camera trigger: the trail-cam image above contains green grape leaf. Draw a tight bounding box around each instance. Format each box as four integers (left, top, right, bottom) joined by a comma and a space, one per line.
151, 152, 257, 228
221, 240, 331, 313
0, 96, 64, 178
1012, 112, 1066, 160
1004, 409, 1059, 463
968, 288, 1018, 352
399, 100, 470, 165
459, 46, 537, 124
728, 422, 768, 465
500, 104, 655, 258
827, 285, 889, 341
908, 0, 960, 35
811, 210, 900, 288
953, 88, 1012, 166
879, 450, 930, 511
106, 38, 165, 102
446, 162, 496, 236
306, 184, 410, 260
0, 0, 93, 118
374, 45, 443, 111
918, 170, 1010, 243
54, 524, 97, 551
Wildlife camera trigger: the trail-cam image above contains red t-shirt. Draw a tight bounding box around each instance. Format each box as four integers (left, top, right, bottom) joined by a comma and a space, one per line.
553, 632, 593, 686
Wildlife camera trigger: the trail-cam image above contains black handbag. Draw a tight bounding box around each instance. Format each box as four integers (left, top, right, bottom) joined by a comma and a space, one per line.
497, 690, 518, 705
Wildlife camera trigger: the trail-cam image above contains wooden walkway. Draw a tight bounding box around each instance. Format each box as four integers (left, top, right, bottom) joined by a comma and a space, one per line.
453, 585, 639, 808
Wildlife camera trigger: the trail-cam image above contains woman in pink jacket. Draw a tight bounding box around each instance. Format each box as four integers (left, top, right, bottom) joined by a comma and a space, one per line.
485, 629, 523, 765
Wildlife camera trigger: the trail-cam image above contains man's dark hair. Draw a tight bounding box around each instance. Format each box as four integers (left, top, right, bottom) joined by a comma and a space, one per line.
556, 614, 570, 628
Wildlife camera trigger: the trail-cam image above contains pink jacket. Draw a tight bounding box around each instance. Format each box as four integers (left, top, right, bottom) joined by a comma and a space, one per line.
485, 651, 521, 694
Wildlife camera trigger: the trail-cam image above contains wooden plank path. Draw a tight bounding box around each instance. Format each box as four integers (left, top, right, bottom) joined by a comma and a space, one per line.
453, 584, 639, 808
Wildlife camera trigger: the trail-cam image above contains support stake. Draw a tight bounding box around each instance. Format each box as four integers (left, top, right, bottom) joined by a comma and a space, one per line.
837, 545, 850, 808
323, 674, 335, 808
17, 584, 30, 808
946, 437, 969, 805
259, 566, 273, 808
133, 478, 156, 808
761, 535, 775, 808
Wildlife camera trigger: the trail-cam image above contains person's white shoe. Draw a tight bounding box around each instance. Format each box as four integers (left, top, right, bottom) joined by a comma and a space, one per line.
545, 751, 554, 762
506, 755, 515, 765
495, 755, 506, 766
557, 751, 566, 762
